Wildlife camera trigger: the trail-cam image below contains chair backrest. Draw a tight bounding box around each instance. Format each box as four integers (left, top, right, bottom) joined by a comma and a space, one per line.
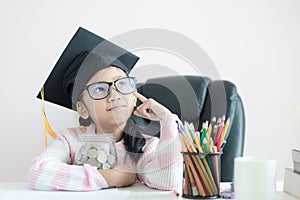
133, 75, 245, 182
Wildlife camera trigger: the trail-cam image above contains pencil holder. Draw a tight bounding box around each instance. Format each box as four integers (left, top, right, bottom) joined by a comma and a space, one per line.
182, 152, 222, 199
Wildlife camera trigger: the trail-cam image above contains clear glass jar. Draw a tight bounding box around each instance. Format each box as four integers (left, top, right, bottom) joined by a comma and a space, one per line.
74, 133, 117, 170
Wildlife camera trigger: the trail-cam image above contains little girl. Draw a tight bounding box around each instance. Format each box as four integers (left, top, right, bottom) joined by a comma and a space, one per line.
28, 27, 183, 191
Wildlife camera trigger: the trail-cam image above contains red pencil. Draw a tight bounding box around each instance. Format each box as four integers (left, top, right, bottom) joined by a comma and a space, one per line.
216, 121, 224, 151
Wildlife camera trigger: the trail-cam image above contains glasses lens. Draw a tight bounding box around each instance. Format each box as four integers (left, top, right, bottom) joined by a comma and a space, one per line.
87, 82, 109, 99
115, 77, 136, 94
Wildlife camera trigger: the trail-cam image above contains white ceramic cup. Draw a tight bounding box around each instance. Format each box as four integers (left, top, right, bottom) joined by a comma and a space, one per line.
234, 157, 276, 200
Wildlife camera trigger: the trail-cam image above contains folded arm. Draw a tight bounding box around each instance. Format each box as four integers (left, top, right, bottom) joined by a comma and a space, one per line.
28, 130, 109, 191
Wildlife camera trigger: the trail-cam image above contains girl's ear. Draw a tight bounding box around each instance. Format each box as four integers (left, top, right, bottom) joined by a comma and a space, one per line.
76, 101, 90, 119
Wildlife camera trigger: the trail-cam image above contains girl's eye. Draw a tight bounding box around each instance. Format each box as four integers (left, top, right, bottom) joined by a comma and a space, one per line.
94, 87, 106, 93
117, 81, 128, 88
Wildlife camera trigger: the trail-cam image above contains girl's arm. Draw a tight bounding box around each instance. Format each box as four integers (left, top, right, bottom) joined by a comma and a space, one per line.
99, 165, 136, 188
28, 130, 108, 191
137, 114, 183, 191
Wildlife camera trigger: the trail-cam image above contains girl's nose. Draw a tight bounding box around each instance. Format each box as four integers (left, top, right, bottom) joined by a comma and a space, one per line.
107, 86, 121, 102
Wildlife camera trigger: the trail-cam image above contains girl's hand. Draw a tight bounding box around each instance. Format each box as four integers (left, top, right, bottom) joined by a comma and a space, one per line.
99, 166, 136, 188
133, 92, 171, 121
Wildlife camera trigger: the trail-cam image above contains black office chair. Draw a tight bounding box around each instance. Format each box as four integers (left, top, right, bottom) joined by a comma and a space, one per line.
133, 75, 245, 182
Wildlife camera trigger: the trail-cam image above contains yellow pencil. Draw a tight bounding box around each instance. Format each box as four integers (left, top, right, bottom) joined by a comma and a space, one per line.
221, 117, 230, 141
200, 155, 218, 195
181, 135, 193, 153
191, 155, 213, 196
194, 134, 203, 153
207, 124, 212, 138
183, 123, 197, 153
185, 155, 206, 196
184, 155, 199, 196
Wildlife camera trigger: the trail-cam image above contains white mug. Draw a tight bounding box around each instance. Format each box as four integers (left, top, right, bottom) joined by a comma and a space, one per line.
234, 157, 276, 200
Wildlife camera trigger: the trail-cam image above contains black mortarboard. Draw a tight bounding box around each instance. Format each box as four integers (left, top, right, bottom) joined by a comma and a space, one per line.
37, 27, 139, 110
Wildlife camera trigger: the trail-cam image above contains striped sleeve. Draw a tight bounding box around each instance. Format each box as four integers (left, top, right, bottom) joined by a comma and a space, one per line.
137, 114, 183, 191
28, 129, 108, 191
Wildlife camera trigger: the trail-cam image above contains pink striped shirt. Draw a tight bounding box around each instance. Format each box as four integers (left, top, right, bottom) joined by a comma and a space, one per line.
28, 114, 183, 191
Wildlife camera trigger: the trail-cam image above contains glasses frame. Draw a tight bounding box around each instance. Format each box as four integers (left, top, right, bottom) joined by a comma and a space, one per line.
84, 77, 137, 100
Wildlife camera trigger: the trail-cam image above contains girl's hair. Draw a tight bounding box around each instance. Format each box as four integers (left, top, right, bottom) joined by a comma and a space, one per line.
79, 116, 146, 162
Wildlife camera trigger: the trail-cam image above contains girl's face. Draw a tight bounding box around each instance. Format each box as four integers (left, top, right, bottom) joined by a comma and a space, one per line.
77, 66, 137, 132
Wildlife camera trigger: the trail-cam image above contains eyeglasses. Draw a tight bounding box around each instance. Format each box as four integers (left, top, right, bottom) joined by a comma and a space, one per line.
84, 77, 137, 100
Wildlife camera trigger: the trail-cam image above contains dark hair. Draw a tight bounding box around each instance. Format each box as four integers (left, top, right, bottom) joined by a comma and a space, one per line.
79, 116, 146, 162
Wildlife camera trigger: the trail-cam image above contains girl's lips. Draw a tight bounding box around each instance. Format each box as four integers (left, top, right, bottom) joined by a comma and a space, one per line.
106, 105, 126, 111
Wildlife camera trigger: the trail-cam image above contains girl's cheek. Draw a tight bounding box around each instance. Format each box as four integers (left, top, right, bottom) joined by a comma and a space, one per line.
128, 93, 136, 105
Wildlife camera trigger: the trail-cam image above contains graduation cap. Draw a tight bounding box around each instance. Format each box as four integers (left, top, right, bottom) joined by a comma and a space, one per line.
37, 27, 139, 111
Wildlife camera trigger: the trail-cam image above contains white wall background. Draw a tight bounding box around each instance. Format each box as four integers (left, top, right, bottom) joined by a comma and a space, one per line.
1, 0, 299, 182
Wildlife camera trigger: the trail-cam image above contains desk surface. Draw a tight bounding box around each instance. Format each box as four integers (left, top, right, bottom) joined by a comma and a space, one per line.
0, 182, 297, 200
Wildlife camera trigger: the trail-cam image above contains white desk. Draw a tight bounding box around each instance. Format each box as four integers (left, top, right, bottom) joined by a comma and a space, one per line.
0, 182, 297, 200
